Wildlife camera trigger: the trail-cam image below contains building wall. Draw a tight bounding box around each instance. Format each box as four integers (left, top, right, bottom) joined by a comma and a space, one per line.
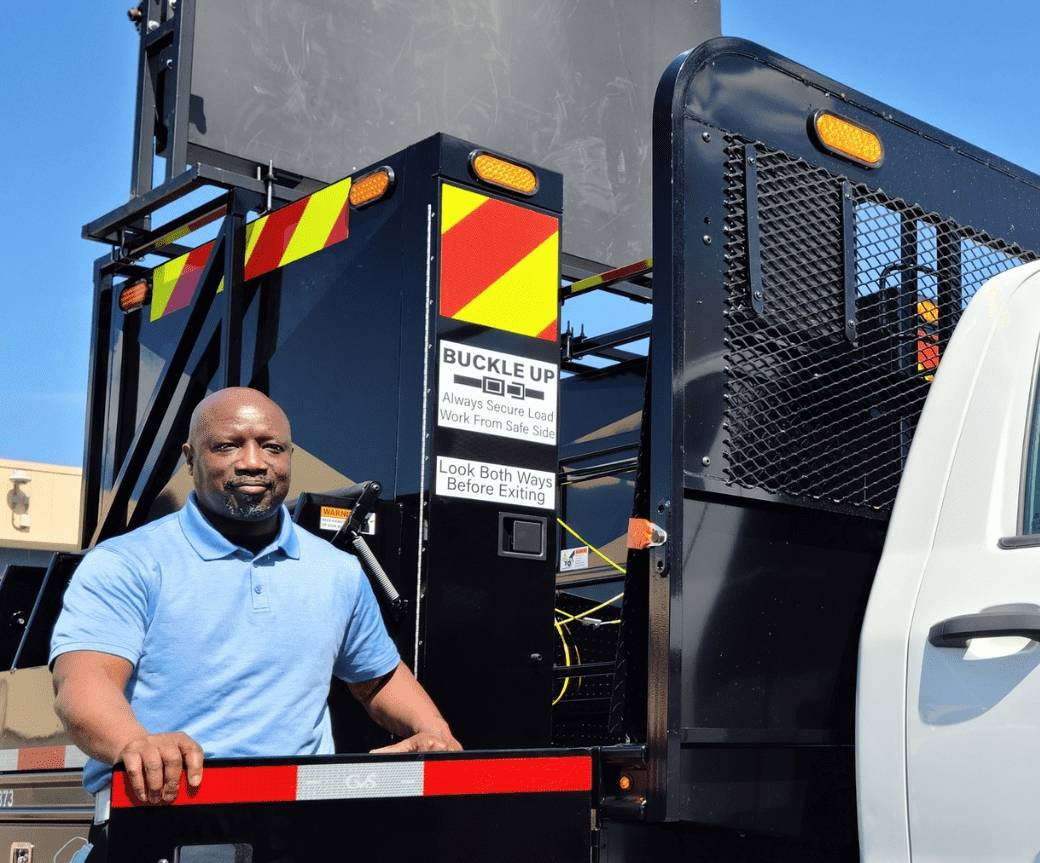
0, 460, 81, 556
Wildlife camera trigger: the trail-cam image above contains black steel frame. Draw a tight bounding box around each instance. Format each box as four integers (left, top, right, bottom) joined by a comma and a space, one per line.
81, 183, 262, 546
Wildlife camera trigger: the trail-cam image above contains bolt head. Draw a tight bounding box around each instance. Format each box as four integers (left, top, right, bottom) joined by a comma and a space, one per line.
701, 456, 711, 466
702, 234, 712, 245
147, 19, 159, 32
701, 131, 711, 142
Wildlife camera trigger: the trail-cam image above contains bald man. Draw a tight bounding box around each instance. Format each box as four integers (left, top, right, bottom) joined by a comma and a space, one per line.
51, 387, 459, 810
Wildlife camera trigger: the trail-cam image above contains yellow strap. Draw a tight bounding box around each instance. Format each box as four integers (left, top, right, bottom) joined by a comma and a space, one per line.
555, 518, 626, 575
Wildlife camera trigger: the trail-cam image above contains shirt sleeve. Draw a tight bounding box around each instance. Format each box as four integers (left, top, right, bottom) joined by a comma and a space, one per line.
333, 566, 401, 684
49, 546, 154, 668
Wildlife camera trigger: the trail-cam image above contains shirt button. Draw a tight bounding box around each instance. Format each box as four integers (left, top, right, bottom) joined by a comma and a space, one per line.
254, 585, 263, 595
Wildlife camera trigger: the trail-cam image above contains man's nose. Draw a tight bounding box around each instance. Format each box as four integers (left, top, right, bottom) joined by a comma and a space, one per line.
235, 442, 267, 472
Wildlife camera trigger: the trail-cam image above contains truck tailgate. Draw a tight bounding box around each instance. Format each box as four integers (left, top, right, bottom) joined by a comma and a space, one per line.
104, 750, 594, 863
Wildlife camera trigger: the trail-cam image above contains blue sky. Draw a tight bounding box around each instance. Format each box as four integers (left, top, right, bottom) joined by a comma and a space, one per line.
2, 2, 1039, 466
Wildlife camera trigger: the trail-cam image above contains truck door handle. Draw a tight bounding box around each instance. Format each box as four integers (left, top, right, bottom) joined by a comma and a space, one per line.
928, 612, 1040, 648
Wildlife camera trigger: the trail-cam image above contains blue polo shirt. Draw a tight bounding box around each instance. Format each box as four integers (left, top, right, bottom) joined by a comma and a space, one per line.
50, 492, 400, 793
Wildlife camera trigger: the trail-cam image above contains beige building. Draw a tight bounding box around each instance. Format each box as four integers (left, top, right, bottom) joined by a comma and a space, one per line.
0, 459, 81, 570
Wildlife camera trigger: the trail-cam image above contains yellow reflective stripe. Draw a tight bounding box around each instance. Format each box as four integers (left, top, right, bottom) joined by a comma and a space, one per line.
453, 231, 558, 337
279, 178, 352, 268
441, 184, 488, 234
244, 215, 268, 269
150, 253, 190, 321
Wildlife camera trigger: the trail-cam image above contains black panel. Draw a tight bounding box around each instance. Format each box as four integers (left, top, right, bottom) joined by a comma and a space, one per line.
13, 553, 82, 669
0, 565, 47, 670
184, 0, 719, 266
678, 496, 882, 734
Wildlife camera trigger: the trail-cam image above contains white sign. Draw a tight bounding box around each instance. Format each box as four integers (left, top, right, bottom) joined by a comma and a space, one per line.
318, 506, 375, 535
435, 456, 555, 510
560, 546, 589, 572
438, 341, 557, 445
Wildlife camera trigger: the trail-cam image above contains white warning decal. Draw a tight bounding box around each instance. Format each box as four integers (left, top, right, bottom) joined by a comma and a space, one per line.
438, 341, 557, 445
560, 546, 589, 572
436, 456, 555, 510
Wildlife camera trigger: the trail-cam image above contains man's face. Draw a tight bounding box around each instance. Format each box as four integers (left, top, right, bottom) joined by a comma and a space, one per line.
184, 399, 292, 522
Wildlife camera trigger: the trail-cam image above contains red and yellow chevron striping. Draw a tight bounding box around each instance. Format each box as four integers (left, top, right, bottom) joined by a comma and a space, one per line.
150, 177, 353, 321
439, 183, 559, 341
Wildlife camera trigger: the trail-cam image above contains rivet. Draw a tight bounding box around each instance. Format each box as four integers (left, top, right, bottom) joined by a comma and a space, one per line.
702, 235, 712, 246
702, 456, 711, 466
701, 131, 712, 143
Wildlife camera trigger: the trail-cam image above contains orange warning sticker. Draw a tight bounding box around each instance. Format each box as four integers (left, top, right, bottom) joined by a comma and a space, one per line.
319, 506, 350, 532
439, 183, 559, 340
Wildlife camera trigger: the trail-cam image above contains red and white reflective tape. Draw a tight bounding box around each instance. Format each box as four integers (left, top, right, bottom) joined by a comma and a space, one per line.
112, 755, 591, 808
0, 745, 88, 771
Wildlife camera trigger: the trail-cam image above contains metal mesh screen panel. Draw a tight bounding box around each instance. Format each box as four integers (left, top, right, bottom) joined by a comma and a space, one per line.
722, 138, 1036, 512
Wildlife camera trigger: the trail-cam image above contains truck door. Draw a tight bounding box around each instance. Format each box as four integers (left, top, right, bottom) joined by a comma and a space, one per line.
863, 260, 1040, 861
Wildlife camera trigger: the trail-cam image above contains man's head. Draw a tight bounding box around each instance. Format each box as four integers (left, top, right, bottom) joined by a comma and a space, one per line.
182, 388, 293, 524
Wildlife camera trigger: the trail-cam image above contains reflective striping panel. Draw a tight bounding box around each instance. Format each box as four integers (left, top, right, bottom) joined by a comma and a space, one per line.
65, 745, 89, 768
110, 754, 593, 807
0, 745, 88, 771
296, 762, 424, 800
112, 765, 299, 808
439, 183, 559, 340
149, 177, 352, 321
424, 755, 592, 796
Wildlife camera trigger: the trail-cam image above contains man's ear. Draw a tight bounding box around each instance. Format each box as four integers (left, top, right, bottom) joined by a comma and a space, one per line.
182, 443, 194, 474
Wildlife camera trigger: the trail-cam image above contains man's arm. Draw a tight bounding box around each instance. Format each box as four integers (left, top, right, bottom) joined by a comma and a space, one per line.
52, 652, 204, 804
347, 662, 461, 752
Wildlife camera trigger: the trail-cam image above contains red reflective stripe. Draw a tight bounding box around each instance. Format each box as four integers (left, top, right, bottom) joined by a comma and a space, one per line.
323, 197, 350, 248
439, 198, 558, 318
422, 756, 591, 796
111, 765, 298, 808
165, 240, 215, 316
17, 746, 65, 770
536, 320, 558, 341
244, 198, 308, 281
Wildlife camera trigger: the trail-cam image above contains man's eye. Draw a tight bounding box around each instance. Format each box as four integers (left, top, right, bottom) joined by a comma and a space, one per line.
265, 444, 285, 453
214, 443, 236, 452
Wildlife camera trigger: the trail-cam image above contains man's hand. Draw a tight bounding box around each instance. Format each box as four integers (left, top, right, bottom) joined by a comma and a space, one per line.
348, 662, 462, 753
371, 726, 462, 754
118, 731, 204, 805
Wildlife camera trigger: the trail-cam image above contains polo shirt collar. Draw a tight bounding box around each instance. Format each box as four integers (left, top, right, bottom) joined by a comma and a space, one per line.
179, 492, 301, 561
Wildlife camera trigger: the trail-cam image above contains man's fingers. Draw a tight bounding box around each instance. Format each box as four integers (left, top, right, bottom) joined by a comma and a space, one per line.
122, 750, 148, 804
370, 732, 462, 754
179, 737, 205, 789
370, 739, 412, 754
159, 744, 183, 803
142, 753, 165, 802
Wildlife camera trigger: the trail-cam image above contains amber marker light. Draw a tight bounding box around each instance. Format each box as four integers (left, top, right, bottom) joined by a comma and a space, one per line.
470, 151, 538, 195
349, 166, 394, 208
118, 280, 151, 313
618, 774, 633, 792
812, 111, 884, 168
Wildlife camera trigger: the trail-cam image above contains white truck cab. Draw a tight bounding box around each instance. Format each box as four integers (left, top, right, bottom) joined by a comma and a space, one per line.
860, 259, 1040, 860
